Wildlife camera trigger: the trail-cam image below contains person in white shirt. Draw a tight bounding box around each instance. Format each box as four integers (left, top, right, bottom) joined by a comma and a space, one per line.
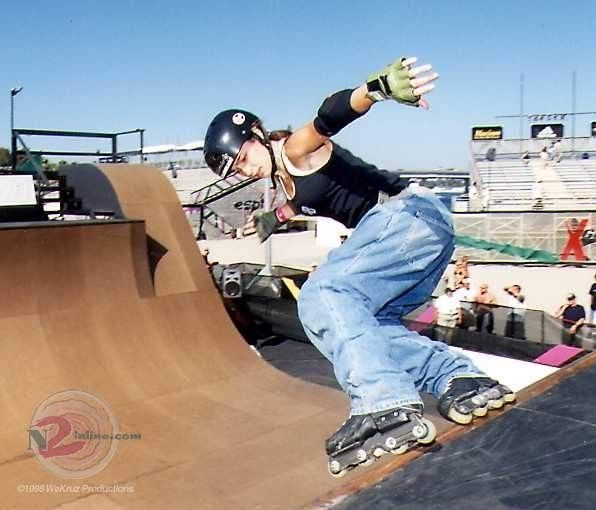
453, 278, 474, 329
504, 284, 526, 339
435, 287, 460, 342
532, 179, 544, 210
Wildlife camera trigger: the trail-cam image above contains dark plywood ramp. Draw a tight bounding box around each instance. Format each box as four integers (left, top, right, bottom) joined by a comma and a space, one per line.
0, 165, 448, 510
328, 353, 596, 510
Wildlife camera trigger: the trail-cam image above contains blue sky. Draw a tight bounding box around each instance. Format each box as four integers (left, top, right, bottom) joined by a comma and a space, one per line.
1, 0, 595, 169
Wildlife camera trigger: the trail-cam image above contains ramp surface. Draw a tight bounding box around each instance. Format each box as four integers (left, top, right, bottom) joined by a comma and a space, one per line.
334, 354, 596, 510
0, 165, 455, 510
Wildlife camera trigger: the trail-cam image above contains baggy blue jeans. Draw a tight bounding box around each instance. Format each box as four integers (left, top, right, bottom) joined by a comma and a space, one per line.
297, 189, 484, 415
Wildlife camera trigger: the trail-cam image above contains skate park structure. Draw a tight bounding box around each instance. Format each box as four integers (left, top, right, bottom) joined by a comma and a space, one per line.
1, 164, 595, 509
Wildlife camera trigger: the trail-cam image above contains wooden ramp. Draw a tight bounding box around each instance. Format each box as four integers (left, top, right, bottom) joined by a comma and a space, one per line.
0, 165, 450, 510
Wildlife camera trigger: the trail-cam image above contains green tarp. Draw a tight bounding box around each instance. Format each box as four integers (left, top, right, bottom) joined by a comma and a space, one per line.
455, 234, 559, 263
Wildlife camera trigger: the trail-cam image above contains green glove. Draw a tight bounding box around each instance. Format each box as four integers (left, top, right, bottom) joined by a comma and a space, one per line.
253, 210, 283, 243
366, 58, 419, 106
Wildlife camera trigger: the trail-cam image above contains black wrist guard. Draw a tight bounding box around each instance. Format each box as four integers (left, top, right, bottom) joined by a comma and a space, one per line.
313, 89, 364, 137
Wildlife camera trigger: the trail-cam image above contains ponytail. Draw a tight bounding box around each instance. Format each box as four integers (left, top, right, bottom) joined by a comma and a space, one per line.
268, 129, 292, 141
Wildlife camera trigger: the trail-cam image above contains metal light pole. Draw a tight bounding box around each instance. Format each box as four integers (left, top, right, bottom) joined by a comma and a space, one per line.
10, 86, 23, 171
10, 86, 23, 132
519, 73, 524, 154
571, 71, 576, 157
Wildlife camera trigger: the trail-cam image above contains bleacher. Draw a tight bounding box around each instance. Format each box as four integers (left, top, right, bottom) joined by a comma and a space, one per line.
475, 160, 535, 209
554, 159, 596, 205
471, 136, 596, 211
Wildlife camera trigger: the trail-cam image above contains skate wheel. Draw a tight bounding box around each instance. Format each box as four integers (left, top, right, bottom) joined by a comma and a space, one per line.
328, 459, 343, 476
328, 467, 347, 478
385, 437, 398, 450
416, 418, 437, 445
487, 398, 504, 409
373, 447, 385, 458
503, 393, 516, 403
472, 405, 488, 417
389, 444, 409, 456
471, 394, 488, 407
362, 458, 375, 467
449, 408, 473, 425
356, 449, 368, 462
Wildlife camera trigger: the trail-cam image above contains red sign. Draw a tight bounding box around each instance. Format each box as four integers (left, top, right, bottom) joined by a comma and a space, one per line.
560, 219, 589, 261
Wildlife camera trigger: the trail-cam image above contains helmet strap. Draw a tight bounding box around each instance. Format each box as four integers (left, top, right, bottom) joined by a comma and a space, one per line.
252, 124, 278, 190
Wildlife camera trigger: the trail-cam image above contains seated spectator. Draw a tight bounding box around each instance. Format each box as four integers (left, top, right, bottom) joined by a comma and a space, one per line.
521, 151, 530, 164
504, 284, 526, 339
555, 293, 586, 347
473, 283, 496, 334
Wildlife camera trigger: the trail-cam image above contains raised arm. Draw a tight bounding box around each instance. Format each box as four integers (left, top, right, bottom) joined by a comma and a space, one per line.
285, 57, 439, 162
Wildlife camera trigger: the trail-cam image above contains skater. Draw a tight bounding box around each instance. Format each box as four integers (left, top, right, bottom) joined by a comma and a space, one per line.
203, 56, 515, 476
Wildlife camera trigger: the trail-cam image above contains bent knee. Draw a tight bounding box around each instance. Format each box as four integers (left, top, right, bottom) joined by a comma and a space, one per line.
297, 278, 322, 324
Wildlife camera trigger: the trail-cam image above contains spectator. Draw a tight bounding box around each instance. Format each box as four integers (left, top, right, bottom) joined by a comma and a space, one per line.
589, 273, 596, 325
547, 142, 556, 161
469, 182, 479, 201
453, 277, 474, 329
473, 283, 496, 334
504, 284, 526, 340
200, 247, 220, 273
538, 146, 550, 174
434, 287, 460, 342
481, 189, 490, 211
531, 179, 544, 210
555, 293, 586, 347
408, 178, 422, 192
468, 183, 480, 211
168, 161, 178, 179
521, 150, 530, 164
554, 139, 562, 163
452, 255, 469, 290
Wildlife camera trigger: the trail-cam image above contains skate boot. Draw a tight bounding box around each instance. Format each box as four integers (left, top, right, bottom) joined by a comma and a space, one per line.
326, 404, 436, 477
438, 376, 516, 425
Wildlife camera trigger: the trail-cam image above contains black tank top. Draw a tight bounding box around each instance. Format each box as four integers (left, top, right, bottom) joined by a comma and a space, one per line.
287, 143, 406, 228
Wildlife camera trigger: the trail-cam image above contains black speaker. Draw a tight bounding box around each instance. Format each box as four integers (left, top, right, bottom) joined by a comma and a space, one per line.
222, 268, 242, 298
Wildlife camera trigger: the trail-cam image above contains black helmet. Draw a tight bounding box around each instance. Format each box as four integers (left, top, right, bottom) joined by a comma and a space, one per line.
203, 109, 261, 178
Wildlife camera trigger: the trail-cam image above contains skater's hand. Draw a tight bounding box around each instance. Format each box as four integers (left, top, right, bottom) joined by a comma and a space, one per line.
243, 210, 282, 243
366, 56, 438, 109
